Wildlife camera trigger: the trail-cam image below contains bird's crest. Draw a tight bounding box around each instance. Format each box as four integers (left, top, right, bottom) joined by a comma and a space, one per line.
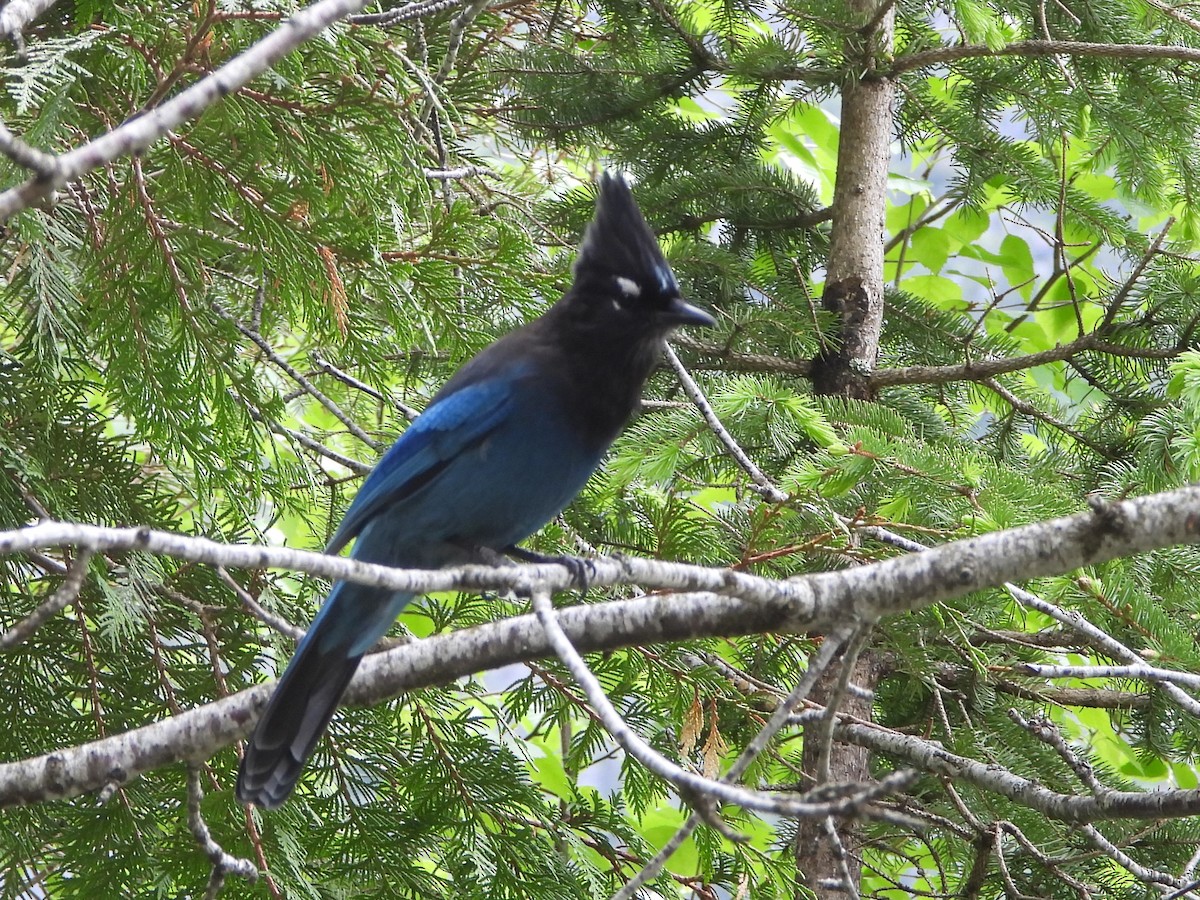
573, 171, 680, 304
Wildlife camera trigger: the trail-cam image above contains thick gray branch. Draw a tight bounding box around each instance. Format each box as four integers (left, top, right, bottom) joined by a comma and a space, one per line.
2, 485, 1200, 805
0, 0, 59, 39
832, 718, 1200, 823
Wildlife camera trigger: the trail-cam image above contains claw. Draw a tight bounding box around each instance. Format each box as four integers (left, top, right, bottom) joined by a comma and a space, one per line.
504, 545, 594, 593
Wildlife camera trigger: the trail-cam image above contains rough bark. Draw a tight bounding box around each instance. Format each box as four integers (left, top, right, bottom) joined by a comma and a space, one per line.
798, 1, 895, 894
808, 12, 894, 401
794, 651, 885, 898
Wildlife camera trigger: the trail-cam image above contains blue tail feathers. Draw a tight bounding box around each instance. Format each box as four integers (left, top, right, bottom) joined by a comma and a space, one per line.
236, 581, 414, 809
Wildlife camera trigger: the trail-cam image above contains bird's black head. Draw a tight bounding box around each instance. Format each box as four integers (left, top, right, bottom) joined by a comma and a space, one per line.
566, 172, 716, 334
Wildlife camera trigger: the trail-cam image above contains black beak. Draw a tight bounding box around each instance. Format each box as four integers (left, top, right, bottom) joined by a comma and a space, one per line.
660, 296, 717, 328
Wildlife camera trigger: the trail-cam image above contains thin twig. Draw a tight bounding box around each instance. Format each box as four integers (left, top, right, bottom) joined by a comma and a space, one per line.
1009, 709, 1105, 797
1099, 217, 1174, 332
239, 393, 372, 475
872, 331, 1181, 387
434, 0, 492, 84
1000, 820, 1095, 898
822, 814, 862, 899
420, 165, 486, 179
1142, 0, 1200, 32
613, 628, 866, 899
1080, 822, 1191, 891
0, 551, 92, 651
1007, 583, 1200, 719
1037, 0, 1078, 88
642, 0, 726, 68
1016, 662, 1200, 691
663, 342, 788, 503
215, 567, 305, 642
310, 352, 419, 420
981, 377, 1106, 454
531, 588, 882, 818
1165, 880, 1200, 900
212, 303, 383, 451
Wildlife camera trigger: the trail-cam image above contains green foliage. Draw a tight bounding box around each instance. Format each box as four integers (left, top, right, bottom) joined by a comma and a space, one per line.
2, 0, 1200, 897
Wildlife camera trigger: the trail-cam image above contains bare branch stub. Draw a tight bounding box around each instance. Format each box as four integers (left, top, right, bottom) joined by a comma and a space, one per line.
186, 767, 258, 891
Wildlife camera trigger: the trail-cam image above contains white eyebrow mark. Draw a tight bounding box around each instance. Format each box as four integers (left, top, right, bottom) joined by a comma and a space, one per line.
615, 276, 641, 297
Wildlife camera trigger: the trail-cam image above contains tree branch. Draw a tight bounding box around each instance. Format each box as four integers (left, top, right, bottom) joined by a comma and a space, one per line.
0, 486, 1196, 807
664, 342, 788, 503
829, 716, 1200, 823
186, 767, 257, 895
1005, 578, 1200, 719
0, 0, 60, 41
1016, 662, 1200, 691
890, 39, 1200, 77
612, 627, 876, 900
0, 0, 467, 221
533, 589, 890, 819
0, 551, 91, 651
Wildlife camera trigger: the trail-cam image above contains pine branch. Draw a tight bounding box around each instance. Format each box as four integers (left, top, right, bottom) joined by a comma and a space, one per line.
0, 0, 473, 220
872, 333, 1184, 387
820, 714, 1200, 823
664, 342, 788, 502
890, 39, 1200, 77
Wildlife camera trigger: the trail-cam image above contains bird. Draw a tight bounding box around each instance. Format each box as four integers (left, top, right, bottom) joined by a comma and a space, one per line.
236, 171, 716, 809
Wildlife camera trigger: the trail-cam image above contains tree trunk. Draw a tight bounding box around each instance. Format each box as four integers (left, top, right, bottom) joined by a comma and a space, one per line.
809, 12, 894, 401
798, 3, 894, 896
794, 651, 885, 898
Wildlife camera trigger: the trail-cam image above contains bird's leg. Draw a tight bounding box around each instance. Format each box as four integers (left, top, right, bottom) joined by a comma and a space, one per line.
444, 541, 518, 603
464, 544, 513, 569
504, 545, 594, 595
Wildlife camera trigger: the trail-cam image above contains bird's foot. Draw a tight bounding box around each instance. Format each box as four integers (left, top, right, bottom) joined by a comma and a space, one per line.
504, 546, 594, 594
466, 544, 514, 569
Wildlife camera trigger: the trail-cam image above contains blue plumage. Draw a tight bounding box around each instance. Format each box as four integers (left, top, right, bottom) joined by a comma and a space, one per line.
236, 172, 715, 808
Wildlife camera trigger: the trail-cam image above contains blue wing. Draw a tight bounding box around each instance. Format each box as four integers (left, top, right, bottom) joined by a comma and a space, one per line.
324, 377, 519, 555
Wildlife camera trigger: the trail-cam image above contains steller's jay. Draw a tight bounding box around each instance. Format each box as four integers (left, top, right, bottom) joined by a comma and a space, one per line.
236, 172, 715, 809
